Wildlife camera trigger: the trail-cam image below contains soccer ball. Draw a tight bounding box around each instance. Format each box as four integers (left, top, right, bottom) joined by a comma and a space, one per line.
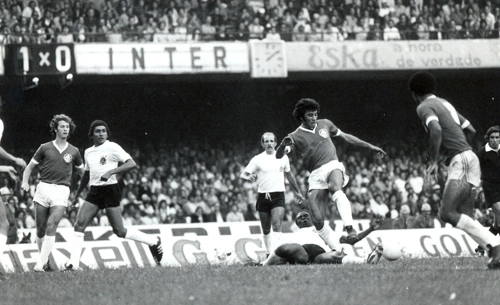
382, 241, 403, 261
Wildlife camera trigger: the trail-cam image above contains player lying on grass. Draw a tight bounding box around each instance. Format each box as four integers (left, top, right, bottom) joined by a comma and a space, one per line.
259, 211, 384, 266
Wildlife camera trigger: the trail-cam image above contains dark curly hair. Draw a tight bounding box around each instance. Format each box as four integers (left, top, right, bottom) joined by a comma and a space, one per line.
408, 71, 436, 96
293, 98, 320, 122
50, 114, 76, 137
485, 126, 500, 141
88, 120, 111, 139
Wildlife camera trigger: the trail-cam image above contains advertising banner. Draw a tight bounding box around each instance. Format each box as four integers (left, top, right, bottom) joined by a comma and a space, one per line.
286, 40, 500, 71
74, 43, 250, 74
1, 222, 480, 273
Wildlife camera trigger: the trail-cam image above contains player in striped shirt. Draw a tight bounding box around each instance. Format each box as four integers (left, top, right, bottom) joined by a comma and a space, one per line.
408, 71, 500, 269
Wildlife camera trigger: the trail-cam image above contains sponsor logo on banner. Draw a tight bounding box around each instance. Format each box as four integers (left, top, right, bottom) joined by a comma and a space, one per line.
2, 223, 479, 273
286, 40, 500, 71
74, 43, 249, 74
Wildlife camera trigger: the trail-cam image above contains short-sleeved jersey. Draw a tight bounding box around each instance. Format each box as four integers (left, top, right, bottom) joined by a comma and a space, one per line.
84, 140, 132, 186
244, 151, 290, 193
416, 96, 471, 162
288, 119, 340, 172
31, 141, 84, 186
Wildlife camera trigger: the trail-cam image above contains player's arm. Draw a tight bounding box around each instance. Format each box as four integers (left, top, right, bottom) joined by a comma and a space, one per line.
276, 136, 293, 159
339, 217, 384, 245
100, 158, 137, 181
426, 120, 442, 178
72, 170, 90, 205
284, 171, 304, 203
21, 161, 37, 192
337, 132, 386, 157
0, 145, 26, 168
240, 171, 257, 182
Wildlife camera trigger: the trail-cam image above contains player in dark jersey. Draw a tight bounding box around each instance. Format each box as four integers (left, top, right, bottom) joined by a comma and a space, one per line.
276, 98, 386, 253
477, 126, 500, 242
21, 114, 84, 272
408, 71, 500, 269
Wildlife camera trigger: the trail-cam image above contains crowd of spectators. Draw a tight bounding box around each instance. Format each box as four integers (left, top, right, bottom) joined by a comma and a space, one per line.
0, 136, 493, 244
0, 0, 499, 44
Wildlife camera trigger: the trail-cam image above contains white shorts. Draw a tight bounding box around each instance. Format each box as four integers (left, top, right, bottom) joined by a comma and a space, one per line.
447, 150, 481, 187
33, 181, 70, 208
308, 160, 349, 190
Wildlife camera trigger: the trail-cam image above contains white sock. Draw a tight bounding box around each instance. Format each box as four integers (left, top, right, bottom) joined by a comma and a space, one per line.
36, 235, 55, 268
0, 233, 7, 257
456, 215, 500, 248
263, 233, 272, 254
70, 232, 85, 268
332, 191, 353, 227
272, 232, 282, 249
342, 255, 365, 264
124, 228, 157, 246
36, 236, 44, 252
317, 224, 341, 251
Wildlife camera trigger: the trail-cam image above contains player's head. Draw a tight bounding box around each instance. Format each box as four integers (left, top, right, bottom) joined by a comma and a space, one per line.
485, 126, 500, 149
88, 120, 111, 141
408, 71, 436, 97
50, 114, 76, 137
295, 210, 313, 228
293, 98, 320, 122
261, 132, 277, 150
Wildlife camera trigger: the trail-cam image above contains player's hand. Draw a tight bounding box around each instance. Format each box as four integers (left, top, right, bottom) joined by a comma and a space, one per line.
296, 194, 305, 205
373, 147, 386, 158
70, 197, 80, 207
100, 173, 111, 181
248, 174, 257, 182
370, 216, 385, 230
21, 182, 29, 192
0, 165, 18, 181
14, 157, 26, 169
424, 162, 438, 189
280, 136, 293, 147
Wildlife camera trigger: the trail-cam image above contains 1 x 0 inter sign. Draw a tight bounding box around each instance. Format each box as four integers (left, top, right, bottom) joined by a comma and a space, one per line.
5, 44, 76, 76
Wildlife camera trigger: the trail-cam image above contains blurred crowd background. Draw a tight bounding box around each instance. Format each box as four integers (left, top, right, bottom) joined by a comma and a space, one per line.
1, 133, 494, 244
0, 0, 499, 43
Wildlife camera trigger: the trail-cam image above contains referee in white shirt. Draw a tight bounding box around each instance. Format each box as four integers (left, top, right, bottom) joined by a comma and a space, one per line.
241, 132, 304, 255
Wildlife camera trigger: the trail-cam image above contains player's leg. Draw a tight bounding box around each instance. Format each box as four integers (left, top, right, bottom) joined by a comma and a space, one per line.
327, 169, 356, 239
34, 202, 49, 264
258, 210, 273, 255
0, 202, 8, 279
491, 202, 500, 235
266, 243, 308, 265
308, 189, 341, 251
270, 205, 285, 250
34, 205, 66, 271
67, 201, 100, 269
106, 207, 163, 265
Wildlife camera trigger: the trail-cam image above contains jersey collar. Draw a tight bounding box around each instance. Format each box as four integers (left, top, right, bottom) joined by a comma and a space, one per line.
423, 94, 437, 102
52, 140, 68, 154
299, 124, 317, 133
486, 143, 500, 153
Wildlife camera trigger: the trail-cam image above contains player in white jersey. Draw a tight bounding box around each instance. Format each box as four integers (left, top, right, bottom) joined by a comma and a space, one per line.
0, 99, 26, 280
241, 132, 304, 255
258, 211, 384, 266
21, 114, 84, 272
65, 120, 163, 271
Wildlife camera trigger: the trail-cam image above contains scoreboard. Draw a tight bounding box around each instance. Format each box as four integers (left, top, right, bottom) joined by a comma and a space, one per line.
5, 44, 76, 76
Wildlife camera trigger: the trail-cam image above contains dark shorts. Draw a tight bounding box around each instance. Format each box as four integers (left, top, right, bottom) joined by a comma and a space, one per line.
482, 181, 500, 208
302, 244, 326, 263
85, 184, 121, 209
256, 192, 285, 213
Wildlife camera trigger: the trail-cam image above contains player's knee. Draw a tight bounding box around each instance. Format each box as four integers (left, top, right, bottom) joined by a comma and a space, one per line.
275, 243, 300, 257
113, 227, 127, 238
438, 207, 458, 225
262, 227, 271, 235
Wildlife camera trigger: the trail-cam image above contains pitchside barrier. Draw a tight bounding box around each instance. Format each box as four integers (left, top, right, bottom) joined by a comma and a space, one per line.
1, 220, 479, 273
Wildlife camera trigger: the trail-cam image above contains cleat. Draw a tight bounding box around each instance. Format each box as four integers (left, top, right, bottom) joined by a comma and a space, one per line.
44, 260, 54, 272
346, 226, 359, 243
63, 263, 75, 272
367, 242, 384, 264
487, 244, 500, 269
475, 245, 486, 257
33, 265, 45, 273
149, 236, 163, 266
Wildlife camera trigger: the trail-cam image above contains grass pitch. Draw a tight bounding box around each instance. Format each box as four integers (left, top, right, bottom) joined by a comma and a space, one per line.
3, 257, 500, 305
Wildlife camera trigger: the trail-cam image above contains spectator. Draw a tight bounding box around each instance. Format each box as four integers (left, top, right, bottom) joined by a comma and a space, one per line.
414, 203, 435, 228
201, 15, 216, 40
369, 191, 389, 218
383, 18, 401, 40
57, 25, 74, 43
392, 204, 416, 229
324, 21, 344, 41
248, 16, 265, 39
226, 203, 245, 222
